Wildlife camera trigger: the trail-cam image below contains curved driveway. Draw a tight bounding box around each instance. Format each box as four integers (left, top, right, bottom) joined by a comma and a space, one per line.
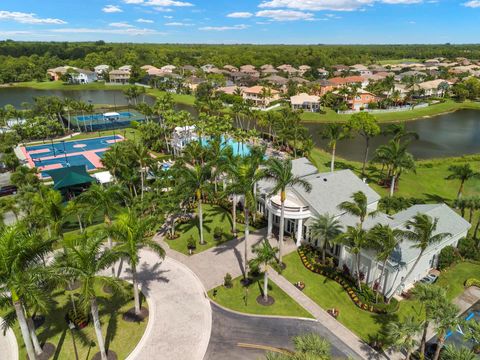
123, 251, 212, 360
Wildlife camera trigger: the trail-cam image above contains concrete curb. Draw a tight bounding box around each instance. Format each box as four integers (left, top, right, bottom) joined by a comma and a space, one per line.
124, 288, 155, 360
209, 298, 317, 322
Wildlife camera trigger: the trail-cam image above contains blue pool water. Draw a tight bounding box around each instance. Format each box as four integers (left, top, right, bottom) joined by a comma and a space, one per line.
35, 155, 95, 177
25, 135, 122, 159
75, 112, 134, 122
201, 136, 251, 157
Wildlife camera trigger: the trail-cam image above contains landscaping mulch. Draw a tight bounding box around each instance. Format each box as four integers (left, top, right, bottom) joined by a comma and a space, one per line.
256, 295, 275, 306
29, 343, 55, 360
122, 307, 149, 323
92, 350, 117, 360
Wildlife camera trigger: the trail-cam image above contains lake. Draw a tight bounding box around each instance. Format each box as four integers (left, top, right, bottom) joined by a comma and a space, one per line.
305, 109, 480, 160
1, 87, 479, 160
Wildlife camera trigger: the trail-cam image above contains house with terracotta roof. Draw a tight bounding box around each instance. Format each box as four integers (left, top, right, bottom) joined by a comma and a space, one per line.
317, 68, 329, 78
329, 76, 368, 88
109, 69, 131, 84
242, 86, 280, 108
347, 90, 379, 110
47, 66, 76, 81
223, 65, 238, 72
350, 64, 372, 76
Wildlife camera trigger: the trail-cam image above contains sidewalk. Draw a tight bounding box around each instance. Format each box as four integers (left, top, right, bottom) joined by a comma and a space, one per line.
157, 228, 298, 291
0, 317, 19, 360
268, 269, 386, 360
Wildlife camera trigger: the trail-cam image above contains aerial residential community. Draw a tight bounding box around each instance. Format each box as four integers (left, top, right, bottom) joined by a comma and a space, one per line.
1, 1, 480, 360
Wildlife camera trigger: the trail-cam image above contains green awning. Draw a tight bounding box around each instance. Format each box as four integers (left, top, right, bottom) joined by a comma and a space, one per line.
46, 165, 95, 190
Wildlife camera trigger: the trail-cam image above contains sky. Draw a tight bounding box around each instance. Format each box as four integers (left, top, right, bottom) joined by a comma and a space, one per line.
0, 0, 480, 44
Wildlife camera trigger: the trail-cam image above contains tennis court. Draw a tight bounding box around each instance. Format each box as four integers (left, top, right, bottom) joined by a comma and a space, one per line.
20, 135, 124, 178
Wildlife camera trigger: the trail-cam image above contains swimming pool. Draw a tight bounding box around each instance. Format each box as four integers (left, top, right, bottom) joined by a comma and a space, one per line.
75, 112, 134, 122
201, 136, 251, 157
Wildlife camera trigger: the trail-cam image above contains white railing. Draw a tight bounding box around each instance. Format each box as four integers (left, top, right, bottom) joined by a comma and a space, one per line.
337, 103, 429, 115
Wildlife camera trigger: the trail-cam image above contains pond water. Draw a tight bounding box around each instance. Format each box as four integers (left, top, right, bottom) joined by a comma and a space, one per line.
1, 87, 479, 160
305, 109, 480, 161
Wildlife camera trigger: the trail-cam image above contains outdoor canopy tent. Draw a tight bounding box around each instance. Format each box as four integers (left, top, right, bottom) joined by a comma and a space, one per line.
45, 165, 95, 191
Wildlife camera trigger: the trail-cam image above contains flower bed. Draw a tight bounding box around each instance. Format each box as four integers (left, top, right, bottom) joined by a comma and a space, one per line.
298, 246, 396, 314
465, 278, 480, 288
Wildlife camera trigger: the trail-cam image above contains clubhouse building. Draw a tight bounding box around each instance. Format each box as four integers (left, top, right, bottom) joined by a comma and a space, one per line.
256, 158, 470, 297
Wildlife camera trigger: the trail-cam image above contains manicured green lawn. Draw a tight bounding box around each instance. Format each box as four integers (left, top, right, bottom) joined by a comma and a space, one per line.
300, 100, 480, 123
208, 275, 313, 318
309, 147, 480, 202
281, 252, 480, 342
11, 281, 147, 360
165, 204, 254, 255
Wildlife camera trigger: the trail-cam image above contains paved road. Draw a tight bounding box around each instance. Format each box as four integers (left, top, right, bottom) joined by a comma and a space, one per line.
119, 252, 212, 360
205, 302, 362, 360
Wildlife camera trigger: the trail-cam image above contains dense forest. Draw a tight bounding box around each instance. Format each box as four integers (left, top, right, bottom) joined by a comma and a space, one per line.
1, 40, 480, 84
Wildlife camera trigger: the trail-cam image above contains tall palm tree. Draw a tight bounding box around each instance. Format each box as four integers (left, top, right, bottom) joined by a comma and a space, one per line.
338, 191, 375, 229
228, 153, 266, 278
369, 224, 404, 299
176, 164, 211, 245
336, 225, 368, 289
131, 141, 151, 199
412, 284, 447, 357
309, 214, 342, 264
113, 209, 165, 314
0, 224, 53, 360
446, 164, 479, 199
55, 234, 122, 360
388, 214, 451, 300
264, 158, 312, 263
0, 196, 20, 221
224, 153, 242, 236
250, 239, 278, 301
265, 333, 332, 360
78, 183, 124, 274
321, 123, 348, 172
431, 301, 461, 360
32, 188, 64, 239
386, 316, 423, 360
441, 344, 477, 360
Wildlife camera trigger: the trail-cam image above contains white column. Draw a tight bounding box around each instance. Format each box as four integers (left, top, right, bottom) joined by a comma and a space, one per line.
267, 210, 273, 238
296, 218, 303, 247
338, 246, 346, 268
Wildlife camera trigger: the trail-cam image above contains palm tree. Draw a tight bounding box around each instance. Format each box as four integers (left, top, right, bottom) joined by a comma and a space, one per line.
369, 224, 404, 299
412, 284, 447, 357
0, 224, 53, 360
113, 209, 165, 315
55, 234, 122, 360
388, 214, 451, 300
441, 344, 476, 360
338, 191, 375, 229
309, 214, 342, 264
265, 333, 332, 360
250, 239, 278, 301
224, 153, 242, 236
386, 316, 423, 360
321, 123, 348, 172
264, 158, 312, 263
176, 164, 211, 245
131, 141, 151, 199
431, 301, 461, 360
446, 164, 479, 199
336, 225, 368, 289
227, 153, 266, 279
78, 183, 124, 274
0, 196, 20, 221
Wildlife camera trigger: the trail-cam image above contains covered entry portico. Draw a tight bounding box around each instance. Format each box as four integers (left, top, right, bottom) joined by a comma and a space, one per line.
265, 190, 311, 246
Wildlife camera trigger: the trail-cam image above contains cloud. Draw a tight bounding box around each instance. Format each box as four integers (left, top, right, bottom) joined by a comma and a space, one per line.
165, 21, 193, 26
227, 12, 254, 18
122, 0, 193, 6
164, 15, 174, 18
49, 27, 162, 36
258, 0, 422, 11
109, 22, 134, 27
256, 9, 315, 21
137, 18, 154, 23
0, 11, 66, 24
102, 5, 123, 13
463, 0, 480, 7
199, 24, 249, 31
